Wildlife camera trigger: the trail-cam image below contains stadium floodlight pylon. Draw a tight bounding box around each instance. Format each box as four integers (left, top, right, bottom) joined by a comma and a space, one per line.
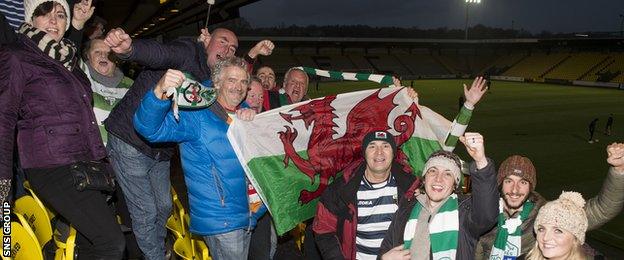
464, 0, 481, 40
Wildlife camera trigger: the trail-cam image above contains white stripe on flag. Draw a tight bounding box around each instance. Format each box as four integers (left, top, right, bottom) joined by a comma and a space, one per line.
429, 210, 459, 234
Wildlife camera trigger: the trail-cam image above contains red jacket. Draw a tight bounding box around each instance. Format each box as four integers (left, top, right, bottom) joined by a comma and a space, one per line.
312, 159, 421, 260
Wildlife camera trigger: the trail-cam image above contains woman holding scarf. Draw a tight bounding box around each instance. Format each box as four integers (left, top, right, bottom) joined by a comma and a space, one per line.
0, 0, 124, 258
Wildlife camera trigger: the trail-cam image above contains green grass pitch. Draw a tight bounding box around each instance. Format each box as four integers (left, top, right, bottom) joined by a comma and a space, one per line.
307, 79, 624, 249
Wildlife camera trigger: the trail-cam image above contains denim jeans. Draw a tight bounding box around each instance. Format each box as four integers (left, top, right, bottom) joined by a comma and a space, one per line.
203, 229, 252, 260
107, 134, 172, 260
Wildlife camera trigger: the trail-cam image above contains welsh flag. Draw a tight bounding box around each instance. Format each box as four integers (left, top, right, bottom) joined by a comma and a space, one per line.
227, 87, 471, 235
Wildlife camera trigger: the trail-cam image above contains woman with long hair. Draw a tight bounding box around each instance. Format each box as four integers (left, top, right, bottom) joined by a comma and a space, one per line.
525, 191, 588, 260
0, 0, 124, 258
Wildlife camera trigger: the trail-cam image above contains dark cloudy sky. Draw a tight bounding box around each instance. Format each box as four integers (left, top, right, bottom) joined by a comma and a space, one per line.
240, 0, 624, 33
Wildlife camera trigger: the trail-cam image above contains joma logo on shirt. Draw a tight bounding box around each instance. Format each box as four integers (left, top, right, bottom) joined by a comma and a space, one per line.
358, 200, 373, 206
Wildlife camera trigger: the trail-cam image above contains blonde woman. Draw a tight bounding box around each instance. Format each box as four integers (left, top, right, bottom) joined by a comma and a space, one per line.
525, 191, 587, 260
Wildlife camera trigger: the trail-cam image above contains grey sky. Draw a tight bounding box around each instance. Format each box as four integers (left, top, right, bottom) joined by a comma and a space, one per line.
240, 0, 624, 33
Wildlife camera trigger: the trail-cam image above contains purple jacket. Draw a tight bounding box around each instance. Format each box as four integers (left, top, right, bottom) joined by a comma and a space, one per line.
0, 35, 107, 179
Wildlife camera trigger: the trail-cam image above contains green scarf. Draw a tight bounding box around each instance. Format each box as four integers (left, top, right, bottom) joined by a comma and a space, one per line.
403, 193, 459, 259
489, 199, 534, 259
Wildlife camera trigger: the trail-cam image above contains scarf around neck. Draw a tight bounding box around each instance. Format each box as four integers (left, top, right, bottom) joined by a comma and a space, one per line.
489, 199, 534, 259
86, 62, 124, 88
19, 23, 78, 71
404, 193, 459, 260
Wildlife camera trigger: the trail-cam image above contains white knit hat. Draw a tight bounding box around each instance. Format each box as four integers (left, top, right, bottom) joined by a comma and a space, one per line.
24, 0, 71, 32
534, 191, 588, 244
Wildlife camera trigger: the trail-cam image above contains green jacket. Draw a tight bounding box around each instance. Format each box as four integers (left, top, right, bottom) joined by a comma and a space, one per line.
474, 167, 624, 259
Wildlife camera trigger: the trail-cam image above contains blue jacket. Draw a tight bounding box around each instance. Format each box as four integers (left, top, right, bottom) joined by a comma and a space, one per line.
134, 90, 266, 236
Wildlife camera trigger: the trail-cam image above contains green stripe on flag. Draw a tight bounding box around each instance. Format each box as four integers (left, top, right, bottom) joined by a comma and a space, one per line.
247, 151, 338, 235
400, 137, 443, 176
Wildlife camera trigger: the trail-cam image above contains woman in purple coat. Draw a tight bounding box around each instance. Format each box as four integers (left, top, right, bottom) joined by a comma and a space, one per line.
0, 0, 124, 258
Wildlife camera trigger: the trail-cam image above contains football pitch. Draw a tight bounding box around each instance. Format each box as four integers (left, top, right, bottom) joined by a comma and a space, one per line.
308, 79, 624, 249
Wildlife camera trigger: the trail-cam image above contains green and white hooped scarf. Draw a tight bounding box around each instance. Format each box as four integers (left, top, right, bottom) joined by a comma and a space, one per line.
404, 193, 459, 259
294, 66, 396, 85
489, 199, 534, 260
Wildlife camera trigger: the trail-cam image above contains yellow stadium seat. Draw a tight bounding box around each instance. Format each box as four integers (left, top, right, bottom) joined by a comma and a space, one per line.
18, 183, 77, 260
7, 219, 44, 260
14, 195, 53, 247
23, 181, 56, 221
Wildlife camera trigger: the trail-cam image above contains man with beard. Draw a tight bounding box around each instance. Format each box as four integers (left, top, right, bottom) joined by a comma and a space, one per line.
474, 143, 624, 259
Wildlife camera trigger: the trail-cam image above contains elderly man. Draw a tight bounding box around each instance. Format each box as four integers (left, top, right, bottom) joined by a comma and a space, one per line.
134, 57, 266, 259
474, 142, 624, 259
265, 67, 310, 110
379, 132, 499, 260
104, 27, 272, 259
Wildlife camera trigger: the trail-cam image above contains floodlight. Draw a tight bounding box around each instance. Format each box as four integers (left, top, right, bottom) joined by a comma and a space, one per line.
466, 0, 481, 3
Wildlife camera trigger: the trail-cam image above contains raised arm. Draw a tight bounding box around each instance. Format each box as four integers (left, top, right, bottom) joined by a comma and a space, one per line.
586, 142, 624, 230
459, 132, 499, 236
133, 70, 199, 143
105, 28, 198, 70
442, 77, 487, 151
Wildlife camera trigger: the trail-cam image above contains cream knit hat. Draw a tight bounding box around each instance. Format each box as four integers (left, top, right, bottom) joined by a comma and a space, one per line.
534, 191, 588, 244
422, 150, 462, 189
24, 0, 71, 32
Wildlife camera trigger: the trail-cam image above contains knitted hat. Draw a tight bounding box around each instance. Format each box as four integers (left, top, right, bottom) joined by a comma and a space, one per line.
24, 0, 72, 32
498, 155, 537, 191
361, 130, 397, 156
422, 150, 462, 188
534, 191, 588, 244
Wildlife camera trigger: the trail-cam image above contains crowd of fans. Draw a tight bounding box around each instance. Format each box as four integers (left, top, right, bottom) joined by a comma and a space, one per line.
1, 1, 623, 260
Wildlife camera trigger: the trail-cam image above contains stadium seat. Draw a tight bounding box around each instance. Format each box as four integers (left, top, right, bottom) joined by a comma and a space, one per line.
14, 195, 53, 247
7, 215, 44, 260
19, 182, 77, 260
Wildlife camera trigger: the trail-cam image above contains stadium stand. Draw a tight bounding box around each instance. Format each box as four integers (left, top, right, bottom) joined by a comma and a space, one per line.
544, 52, 610, 81
502, 52, 570, 81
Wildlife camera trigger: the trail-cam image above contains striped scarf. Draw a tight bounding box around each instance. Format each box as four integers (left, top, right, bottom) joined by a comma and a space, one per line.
294, 67, 395, 85
489, 199, 534, 260
18, 23, 78, 71
404, 194, 459, 259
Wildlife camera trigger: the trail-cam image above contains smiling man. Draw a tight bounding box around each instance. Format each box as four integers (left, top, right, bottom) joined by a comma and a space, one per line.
379, 132, 499, 260
313, 130, 421, 259
475, 144, 624, 259
134, 57, 266, 259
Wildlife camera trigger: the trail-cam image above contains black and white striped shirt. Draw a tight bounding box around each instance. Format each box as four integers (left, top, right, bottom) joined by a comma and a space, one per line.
355, 174, 398, 260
